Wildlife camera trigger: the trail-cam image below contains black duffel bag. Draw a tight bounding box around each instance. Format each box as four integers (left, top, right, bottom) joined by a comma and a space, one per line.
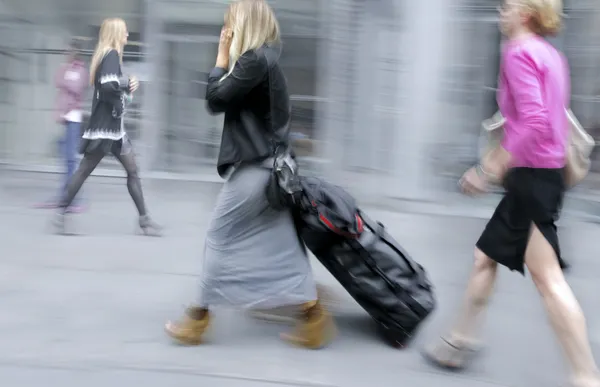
291, 176, 436, 347
293, 176, 363, 253
324, 210, 436, 347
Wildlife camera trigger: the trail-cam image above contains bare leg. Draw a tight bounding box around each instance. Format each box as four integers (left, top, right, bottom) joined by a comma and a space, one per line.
423, 248, 497, 368
448, 248, 498, 344
526, 224, 599, 386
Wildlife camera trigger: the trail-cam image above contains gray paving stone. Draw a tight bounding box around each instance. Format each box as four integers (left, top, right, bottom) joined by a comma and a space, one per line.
1, 171, 599, 386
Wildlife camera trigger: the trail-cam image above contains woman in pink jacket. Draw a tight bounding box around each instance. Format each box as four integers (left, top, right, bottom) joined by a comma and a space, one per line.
424, 1, 599, 386
36, 39, 88, 212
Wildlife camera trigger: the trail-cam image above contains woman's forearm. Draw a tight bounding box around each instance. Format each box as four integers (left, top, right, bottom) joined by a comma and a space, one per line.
215, 53, 229, 70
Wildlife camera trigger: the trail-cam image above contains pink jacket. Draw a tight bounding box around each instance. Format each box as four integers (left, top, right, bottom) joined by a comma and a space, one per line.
498, 36, 570, 169
55, 59, 88, 123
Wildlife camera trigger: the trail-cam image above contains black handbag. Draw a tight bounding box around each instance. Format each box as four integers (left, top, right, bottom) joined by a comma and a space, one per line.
266, 144, 303, 210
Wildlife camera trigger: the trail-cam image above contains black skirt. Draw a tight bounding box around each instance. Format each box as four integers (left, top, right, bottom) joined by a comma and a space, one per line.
476, 167, 565, 274
79, 136, 132, 156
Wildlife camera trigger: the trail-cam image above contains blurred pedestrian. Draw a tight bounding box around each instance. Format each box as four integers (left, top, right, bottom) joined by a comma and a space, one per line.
35, 39, 88, 212
52, 18, 161, 236
424, 1, 599, 386
547, 32, 572, 272
165, 0, 335, 349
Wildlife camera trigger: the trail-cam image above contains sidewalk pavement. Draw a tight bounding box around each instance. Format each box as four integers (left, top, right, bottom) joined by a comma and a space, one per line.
3, 168, 600, 221
1, 171, 600, 386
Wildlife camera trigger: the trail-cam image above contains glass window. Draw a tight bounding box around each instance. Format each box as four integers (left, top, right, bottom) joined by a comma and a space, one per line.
156, 37, 222, 172
153, 0, 324, 172
280, 36, 318, 147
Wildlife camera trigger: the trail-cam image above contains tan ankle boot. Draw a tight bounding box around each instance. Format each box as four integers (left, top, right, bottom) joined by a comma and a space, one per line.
248, 284, 336, 323
281, 300, 336, 349
165, 307, 210, 345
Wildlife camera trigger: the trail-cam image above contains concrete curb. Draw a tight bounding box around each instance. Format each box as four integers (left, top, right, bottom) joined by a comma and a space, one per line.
2, 166, 599, 222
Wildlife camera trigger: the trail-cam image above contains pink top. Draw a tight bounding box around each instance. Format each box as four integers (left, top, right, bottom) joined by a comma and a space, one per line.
498, 35, 570, 169
54, 59, 88, 122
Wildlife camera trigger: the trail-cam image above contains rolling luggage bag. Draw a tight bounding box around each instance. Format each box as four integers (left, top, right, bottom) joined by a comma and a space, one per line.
292, 177, 436, 347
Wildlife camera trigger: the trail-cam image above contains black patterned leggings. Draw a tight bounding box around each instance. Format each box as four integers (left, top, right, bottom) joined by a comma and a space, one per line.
59, 150, 147, 216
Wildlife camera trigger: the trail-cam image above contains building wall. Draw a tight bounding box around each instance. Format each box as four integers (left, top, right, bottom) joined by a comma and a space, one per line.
319, 0, 600, 198
0, 2, 72, 165
143, 0, 323, 175
320, 0, 453, 200
3, 0, 600, 195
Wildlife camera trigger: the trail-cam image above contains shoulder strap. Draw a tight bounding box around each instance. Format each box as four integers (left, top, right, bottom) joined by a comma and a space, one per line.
264, 46, 290, 157
266, 50, 277, 155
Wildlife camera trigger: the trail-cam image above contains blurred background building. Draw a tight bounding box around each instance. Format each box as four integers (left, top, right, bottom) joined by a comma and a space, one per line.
0, 0, 599, 201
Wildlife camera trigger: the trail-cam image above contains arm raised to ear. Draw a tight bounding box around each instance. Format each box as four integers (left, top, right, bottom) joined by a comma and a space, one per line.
206, 50, 268, 114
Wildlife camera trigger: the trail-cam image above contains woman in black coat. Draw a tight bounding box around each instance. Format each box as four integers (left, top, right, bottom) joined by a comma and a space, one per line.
53, 17, 161, 236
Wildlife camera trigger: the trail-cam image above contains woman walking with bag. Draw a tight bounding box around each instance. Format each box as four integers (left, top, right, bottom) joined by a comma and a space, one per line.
424, 1, 600, 386
52, 18, 161, 236
165, 0, 335, 349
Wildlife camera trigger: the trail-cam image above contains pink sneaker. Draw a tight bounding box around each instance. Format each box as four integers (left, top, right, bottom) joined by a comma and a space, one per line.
66, 205, 85, 214
33, 201, 58, 209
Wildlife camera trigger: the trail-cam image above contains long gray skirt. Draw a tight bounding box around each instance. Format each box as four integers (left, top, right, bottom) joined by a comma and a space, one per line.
197, 164, 317, 309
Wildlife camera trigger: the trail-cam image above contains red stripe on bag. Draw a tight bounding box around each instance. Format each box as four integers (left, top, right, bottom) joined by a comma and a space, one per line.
318, 213, 362, 239
356, 214, 364, 234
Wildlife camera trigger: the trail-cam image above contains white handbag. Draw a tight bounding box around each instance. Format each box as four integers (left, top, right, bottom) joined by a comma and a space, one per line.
479, 109, 595, 187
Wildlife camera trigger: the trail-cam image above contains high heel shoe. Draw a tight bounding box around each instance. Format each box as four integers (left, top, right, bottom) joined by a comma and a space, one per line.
138, 215, 162, 237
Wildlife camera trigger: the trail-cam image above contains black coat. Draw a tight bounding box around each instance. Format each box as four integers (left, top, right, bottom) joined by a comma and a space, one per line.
83, 49, 129, 141
206, 45, 291, 177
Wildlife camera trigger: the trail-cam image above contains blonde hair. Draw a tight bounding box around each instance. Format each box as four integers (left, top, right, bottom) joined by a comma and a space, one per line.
224, 0, 280, 73
89, 18, 127, 85
519, 0, 563, 36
